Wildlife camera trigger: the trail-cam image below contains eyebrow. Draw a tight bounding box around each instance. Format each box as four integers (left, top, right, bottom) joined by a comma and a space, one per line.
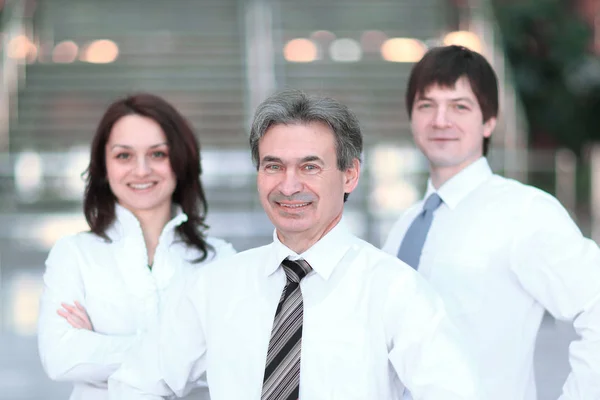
110, 142, 168, 150
417, 96, 475, 104
260, 155, 324, 165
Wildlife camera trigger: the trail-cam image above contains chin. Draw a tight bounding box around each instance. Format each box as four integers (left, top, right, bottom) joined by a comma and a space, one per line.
274, 220, 312, 234
122, 201, 168, 213
428, 155, 461, 169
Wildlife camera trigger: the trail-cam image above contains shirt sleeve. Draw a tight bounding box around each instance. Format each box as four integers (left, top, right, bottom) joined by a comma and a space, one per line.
387, 268, 481, 399
510, 193, 600, 399
108, 272, 209, 399
37, 236, 139, 384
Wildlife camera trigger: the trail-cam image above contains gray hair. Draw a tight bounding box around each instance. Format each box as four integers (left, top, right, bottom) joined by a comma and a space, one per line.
249, 89, 363, 170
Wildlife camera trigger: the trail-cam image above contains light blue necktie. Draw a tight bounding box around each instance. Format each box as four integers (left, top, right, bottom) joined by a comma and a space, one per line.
397, 193, 443, 270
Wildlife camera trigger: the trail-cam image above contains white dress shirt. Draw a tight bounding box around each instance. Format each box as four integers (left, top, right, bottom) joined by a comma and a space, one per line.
109, 219, 480, 400
37, 204, 236, 400
383, 157, 600, 400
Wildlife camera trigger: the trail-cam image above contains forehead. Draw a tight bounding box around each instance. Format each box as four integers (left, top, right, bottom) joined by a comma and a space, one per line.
418, 77, 477, 100
108, 114, 166, 145
258, 122, 336, 160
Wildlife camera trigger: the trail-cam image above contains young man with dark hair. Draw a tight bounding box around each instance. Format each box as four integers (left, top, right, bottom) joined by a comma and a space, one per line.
384, 45, 600, 399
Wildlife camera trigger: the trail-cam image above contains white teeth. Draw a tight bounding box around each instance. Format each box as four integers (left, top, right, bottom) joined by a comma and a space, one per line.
129, 183, 154, 190
280, 203, 309, 208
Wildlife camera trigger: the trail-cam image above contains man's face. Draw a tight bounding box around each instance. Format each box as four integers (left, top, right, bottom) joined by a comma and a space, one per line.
410, 77, 496, 177
257, 122, 359, 246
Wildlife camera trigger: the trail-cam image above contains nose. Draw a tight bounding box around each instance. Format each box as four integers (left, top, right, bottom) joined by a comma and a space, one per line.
432, 106, 452, 129
278, 169, 303, 196
133, 156, 152, 176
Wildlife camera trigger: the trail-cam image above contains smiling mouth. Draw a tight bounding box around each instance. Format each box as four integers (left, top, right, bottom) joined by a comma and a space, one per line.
128, 182, 157, 190
277, 202, 311, 209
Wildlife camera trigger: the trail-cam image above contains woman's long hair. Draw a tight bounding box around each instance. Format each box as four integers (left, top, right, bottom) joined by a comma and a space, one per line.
83, 93, 212, 262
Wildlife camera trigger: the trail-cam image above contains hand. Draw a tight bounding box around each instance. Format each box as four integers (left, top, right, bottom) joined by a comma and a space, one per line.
57, 301, 94, 331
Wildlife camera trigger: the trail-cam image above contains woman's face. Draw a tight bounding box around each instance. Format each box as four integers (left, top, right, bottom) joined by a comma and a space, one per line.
105, 114, 177, 217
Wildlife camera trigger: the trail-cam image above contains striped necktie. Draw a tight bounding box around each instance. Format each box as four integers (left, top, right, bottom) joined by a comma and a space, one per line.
261, 258, 312, 400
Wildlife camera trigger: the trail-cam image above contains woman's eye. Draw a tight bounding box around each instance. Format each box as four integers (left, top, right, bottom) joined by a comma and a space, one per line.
151, 151, 168, 158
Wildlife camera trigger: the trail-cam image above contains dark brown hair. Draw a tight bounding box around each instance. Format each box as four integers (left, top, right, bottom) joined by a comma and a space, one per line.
83, 93, 211, 262
405, 45, 499, 156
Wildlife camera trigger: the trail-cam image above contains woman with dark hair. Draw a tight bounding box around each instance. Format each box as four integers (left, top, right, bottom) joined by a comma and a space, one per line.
37, 93, 235, 400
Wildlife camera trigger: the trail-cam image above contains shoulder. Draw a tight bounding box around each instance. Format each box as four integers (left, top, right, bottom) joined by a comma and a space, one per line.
190, 236, 237, 265
354, 237, 416, 276
44, 231, 108, 279
490, 175, 567, 214
485, 175, 576, 235
197, 244, 270, 278
487, 174, 553, 202
47, 231, 106, 260
205, 236, 237, 258
352, 238, 443, 303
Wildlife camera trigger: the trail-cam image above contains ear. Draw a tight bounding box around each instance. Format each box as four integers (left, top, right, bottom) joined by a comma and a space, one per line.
343, 158, 361, 194
483, 117, 497, 138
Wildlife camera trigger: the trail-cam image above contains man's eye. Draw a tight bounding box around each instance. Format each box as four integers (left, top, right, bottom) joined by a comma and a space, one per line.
302, 164, 320, 173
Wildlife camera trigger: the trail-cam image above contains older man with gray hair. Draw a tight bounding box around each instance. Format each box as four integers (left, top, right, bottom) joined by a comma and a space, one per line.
109, 89, 479, 399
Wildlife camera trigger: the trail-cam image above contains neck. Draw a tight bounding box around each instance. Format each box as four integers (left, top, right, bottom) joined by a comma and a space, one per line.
277, 213, 342, 255
430, 157, 482, 189
430, 167, 458, 189
131, 204, 172, 264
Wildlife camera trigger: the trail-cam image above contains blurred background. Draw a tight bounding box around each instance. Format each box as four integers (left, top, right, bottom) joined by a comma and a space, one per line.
0, 0, 598, 398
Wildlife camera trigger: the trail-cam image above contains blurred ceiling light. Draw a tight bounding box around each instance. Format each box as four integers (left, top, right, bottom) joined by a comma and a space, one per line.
360, 30, 388, 53
80, 39, 119, 64
330, 38, 362, 62
443, 31, 482, 53
26, 43, 38, 64
14, 151, 43, 200
283, 38, 318, 63
52, 40, 79, 63
381, 38, 427, 63
7, 35, 35, 60
310, 30, 336, 43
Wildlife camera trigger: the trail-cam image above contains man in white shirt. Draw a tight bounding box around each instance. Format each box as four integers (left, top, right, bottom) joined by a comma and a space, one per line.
109, 89, 479, 399
383, 45, 600, 400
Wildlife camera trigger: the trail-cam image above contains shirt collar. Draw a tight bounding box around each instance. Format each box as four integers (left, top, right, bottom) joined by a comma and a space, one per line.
266, 218, 355, 281
109, 203, 188, 241
424, 157, 493, 210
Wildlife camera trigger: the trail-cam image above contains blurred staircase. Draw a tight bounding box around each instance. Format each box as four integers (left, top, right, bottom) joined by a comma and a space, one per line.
4, 0, 454, 250
11, 0, 247, 152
